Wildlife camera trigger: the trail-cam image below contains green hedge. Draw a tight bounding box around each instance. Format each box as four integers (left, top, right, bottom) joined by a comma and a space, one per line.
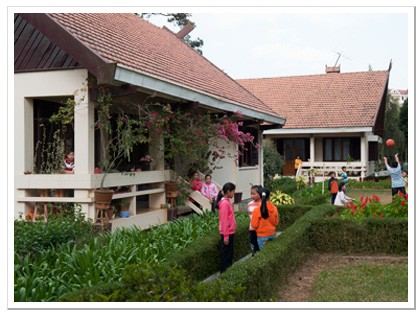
277, 204, 312, 230
310, 217, 408, 255
167, 218, 251, 281
57, 204, 408, 302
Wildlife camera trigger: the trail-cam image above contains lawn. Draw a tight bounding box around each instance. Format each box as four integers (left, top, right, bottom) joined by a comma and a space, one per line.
309, 261, 408, 302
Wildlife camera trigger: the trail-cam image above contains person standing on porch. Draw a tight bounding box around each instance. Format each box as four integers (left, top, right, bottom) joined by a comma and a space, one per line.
294, 155, 302, 176
62, 151, 75, 174
216, 182, 236, 273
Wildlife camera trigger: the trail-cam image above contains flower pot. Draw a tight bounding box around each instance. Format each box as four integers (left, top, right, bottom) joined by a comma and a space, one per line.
94, 189, 114, 209
167, 207, 178, 221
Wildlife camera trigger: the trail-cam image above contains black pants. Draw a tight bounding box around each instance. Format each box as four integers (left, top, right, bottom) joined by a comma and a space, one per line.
249, 230, 259, 254
330, 193, 337, 205
220, 234, 234, 273
392, 186, 406, 196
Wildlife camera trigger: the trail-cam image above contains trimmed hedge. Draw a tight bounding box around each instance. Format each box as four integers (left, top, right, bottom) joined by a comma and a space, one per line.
167, 218, 251, 281
277, 204, 312, 230
57, 204, 408, 302
310, 217, 408, 255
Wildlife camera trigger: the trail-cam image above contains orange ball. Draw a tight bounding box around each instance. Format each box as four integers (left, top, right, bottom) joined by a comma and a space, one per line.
386, 139, 395, 147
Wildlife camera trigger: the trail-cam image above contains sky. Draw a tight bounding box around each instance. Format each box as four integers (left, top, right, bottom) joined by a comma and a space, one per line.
146, 7, 412, 89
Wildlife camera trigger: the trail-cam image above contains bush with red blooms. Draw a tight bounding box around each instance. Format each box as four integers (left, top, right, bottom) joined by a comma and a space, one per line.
325, 191, 408, 220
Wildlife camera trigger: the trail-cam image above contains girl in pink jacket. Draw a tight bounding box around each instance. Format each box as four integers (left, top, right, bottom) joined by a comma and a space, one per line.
216, 182, 236, 273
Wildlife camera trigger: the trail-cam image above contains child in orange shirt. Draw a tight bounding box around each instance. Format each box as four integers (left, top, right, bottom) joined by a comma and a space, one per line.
328, 172, 339, 204
251, 188, 279, 250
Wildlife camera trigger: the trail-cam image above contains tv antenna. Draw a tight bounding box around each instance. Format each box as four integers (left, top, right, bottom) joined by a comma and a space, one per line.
332, 50, 350, 67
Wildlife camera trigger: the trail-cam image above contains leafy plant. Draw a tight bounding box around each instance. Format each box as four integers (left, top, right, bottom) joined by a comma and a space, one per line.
33, 125, 66, 174
270, 190, 295, 206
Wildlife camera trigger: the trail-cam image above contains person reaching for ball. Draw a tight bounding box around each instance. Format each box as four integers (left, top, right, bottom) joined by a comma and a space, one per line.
383, 153, 406, 196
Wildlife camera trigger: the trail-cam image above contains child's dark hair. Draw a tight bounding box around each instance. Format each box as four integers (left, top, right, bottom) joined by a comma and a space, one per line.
260, 187, 270, 219
342, 166, 346, 170
215, 182, 236, 208
390, 159, 398, 168
338, 182, 346, 192
251, 184, 262, 193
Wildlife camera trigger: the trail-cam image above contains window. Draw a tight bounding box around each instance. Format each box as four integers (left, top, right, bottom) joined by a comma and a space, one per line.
239, 127, 259, 167
323, 137, 360, 161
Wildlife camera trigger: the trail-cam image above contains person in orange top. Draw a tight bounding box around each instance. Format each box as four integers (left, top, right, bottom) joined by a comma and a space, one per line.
251, 188, 279, 250
327, 171, 339, 205
294, 155, 302, 176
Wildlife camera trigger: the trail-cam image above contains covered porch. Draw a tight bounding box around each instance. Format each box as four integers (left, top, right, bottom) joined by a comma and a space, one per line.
264, 126, 381, 180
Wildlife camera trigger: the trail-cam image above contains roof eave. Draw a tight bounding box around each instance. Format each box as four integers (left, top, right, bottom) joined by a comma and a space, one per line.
19, 13, 116, 84
114, 64, 286, 126
263, 126, 373, 135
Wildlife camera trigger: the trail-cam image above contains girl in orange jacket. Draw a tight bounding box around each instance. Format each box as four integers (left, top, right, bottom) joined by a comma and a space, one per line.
251, 188, 279, 250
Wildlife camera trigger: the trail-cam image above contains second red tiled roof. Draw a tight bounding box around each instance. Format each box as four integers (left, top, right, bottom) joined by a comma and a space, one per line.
237, 70, 389, 129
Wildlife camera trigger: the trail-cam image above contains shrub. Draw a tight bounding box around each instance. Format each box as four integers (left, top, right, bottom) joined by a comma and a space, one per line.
339, 192, 408, 220
263, 141, 285, 183
266, 176, 297, 195
14, 204, 95, 258
270, 190, 294, 206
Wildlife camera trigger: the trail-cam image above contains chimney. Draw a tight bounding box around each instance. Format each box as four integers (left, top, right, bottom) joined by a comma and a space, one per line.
325, 65, 341, 73
176, 22, 195, 39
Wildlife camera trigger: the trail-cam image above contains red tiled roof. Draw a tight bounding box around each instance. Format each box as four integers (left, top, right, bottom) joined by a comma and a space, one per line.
237, 71, 389, 129
48, 13, 278, 118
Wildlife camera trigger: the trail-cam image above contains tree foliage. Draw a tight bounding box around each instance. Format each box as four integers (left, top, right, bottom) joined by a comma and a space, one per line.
381, 92, 407, 162
399, 98, 408, 141
263, 140, 285, 185
140, 13, 204, 54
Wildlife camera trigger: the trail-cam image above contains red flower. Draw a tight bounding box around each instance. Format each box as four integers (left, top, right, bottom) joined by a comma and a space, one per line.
374, 212, 377, 218
401, 200, 406, 207
380, 213, 384, 218
372, 195, 380, 202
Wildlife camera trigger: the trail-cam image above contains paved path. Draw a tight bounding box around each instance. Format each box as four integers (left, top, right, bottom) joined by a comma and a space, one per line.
202, 231, 282, 283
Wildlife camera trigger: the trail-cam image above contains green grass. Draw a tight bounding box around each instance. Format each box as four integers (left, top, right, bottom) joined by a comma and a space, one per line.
309, 262, 408, 302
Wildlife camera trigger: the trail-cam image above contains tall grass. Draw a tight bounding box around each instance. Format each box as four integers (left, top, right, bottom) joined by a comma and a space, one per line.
14, 211, 248, 302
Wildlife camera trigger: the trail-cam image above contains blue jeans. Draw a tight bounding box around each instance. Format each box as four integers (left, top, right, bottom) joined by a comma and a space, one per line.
257, 234, 275, 250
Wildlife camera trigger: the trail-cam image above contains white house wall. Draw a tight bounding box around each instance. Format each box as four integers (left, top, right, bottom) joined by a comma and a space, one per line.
14, 69, 91, 218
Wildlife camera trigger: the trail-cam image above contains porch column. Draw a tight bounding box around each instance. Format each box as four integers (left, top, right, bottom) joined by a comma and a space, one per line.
149, 131, 165, 209
360, 134, 367, 178
310, 136, 315, 163
74, 90, 95, 217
